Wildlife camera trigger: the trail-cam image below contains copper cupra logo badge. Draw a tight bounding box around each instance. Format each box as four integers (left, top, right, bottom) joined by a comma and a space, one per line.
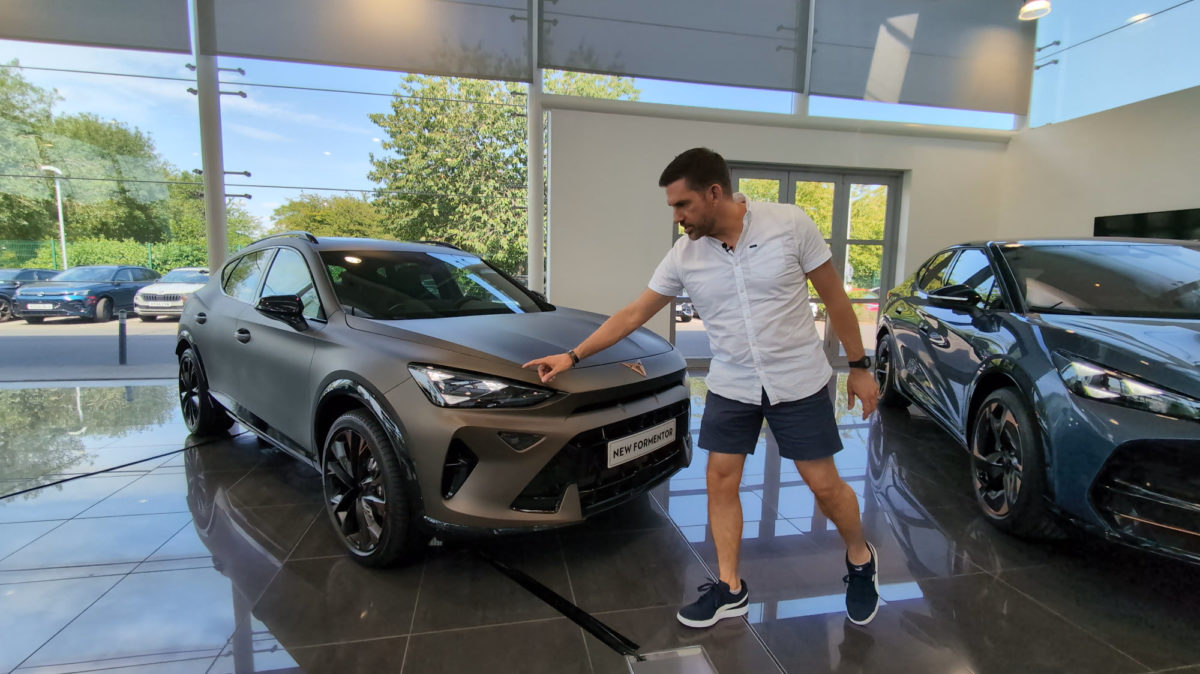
620, 361, 647, 377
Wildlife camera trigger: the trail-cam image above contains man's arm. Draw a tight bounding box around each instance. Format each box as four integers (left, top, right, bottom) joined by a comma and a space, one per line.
523, 288, 674, 383
807, 260, 879, 418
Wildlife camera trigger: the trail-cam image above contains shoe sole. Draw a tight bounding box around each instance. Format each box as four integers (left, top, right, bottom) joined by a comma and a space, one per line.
676, 597, 750, 628
847, 541, 880, 626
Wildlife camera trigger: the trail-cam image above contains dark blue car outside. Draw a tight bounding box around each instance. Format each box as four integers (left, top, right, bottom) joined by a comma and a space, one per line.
0, 268, 59, 322
13, 265, 160, 323
875, 238, 1200, 564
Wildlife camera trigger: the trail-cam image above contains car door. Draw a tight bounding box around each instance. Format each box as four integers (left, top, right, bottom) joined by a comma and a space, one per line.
891, 250, 957, 414
113, 268, 137, 309
233, 246, 324, 455
198, 250, 274, 404
919, 248, 1003, 425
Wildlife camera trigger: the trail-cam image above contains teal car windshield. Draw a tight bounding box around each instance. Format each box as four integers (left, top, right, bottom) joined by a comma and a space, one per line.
1002, 243, 1200, 318
321, 250, 542, 319
47, 267, 117, 282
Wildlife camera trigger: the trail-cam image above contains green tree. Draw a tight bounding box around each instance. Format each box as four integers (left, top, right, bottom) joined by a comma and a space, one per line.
0, 61, 58, 240
162, 169, 258, 247
270, 193, 387, 239
368, 72, 638, 273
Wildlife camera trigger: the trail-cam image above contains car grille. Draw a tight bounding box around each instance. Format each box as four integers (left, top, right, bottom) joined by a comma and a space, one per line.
511, 399, 689, 515
138, 293, 184, 302
569, 369, 686, 415
1091, 440, 1200, 559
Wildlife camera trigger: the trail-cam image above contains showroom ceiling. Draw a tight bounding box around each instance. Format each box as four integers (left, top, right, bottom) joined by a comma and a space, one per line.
0, 0, 1035, 114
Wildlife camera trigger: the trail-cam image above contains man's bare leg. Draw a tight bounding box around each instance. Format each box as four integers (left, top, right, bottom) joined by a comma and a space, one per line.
707, 451, 747, 590
794, 456, 871, 565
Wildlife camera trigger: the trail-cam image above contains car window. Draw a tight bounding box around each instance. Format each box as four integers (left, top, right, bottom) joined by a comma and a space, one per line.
223, 250, 272, 304
261, 248, 323, 319
322, 249, 542, 319
1001, 243, 1200, 318
916, 251, 956, 293
945, 248, 1004, 310
37, 271, 57, 280
141, 268, 159, 281
115, 269, 134, 282
16, 270, 35, 281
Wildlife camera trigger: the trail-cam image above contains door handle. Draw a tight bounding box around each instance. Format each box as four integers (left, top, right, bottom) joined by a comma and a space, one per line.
235, 328, 251, 344
196, 312, 207, 325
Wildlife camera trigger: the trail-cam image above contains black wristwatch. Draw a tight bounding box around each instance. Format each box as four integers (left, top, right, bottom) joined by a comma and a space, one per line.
847, 356, 872, 369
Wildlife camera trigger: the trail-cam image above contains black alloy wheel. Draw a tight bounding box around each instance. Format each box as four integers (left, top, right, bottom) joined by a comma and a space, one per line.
0, 297, 11, 322
322, 409, 422, 567
178, 346, 234, 435
969, 388, 1060, 538
875, 332, 909, 408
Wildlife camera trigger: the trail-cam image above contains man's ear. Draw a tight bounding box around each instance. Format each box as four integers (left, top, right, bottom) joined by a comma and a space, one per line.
708, 184, 723, 202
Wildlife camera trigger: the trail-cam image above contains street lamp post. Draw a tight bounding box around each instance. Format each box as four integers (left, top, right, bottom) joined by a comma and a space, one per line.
39, 165, 68, 269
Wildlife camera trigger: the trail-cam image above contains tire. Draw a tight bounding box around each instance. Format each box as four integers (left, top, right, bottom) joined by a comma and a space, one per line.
0, 297, 11, 322
178, 346, 234, 435
875, 331, 909, 408
678, 314, 692, 323
139, 314, 157, 322
970, 388, 1062, 538
322, 409, 424, 567
93, 297, 113, 323
24, 316, 44, 324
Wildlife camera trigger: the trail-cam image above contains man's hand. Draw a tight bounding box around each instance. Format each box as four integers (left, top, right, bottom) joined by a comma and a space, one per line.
846, 368, 879, 419
523, 353, 574, 384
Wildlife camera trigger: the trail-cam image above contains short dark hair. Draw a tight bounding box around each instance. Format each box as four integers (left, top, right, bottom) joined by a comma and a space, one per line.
658, 147, 732, 197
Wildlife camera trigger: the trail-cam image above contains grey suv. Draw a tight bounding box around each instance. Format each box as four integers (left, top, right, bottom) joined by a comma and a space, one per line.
177, 233, 690, 566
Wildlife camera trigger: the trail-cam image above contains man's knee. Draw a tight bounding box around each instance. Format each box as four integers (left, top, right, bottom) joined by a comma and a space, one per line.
706, 453, 744, 488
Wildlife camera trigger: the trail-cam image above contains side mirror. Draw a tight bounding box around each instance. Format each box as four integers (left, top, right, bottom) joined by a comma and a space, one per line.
256, 294, 309, 331
927, 284, 981, 310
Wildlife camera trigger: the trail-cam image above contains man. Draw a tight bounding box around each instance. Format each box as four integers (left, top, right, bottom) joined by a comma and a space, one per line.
523, 148, 881, 627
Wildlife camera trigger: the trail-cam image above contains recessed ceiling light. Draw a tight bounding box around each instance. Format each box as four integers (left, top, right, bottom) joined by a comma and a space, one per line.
1019, 0, 1051, 21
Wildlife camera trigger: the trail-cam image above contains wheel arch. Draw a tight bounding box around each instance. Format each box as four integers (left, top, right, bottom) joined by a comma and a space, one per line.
965, 365, 1056, 497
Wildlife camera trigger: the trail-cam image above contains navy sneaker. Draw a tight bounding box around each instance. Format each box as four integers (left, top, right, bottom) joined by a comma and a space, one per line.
677, 579, 749, 628
844, 542, 880, 625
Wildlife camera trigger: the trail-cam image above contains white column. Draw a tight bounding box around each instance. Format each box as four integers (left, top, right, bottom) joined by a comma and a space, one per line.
191, 0, 228, 270
526, 0, 545, 294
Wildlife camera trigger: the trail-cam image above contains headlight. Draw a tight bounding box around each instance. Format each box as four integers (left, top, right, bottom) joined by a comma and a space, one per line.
1054, 353, 1200, 421
408, 364, 555, 409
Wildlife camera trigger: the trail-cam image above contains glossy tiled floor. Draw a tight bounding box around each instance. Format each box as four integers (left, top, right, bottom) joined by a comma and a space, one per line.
1, 377, 1197, 673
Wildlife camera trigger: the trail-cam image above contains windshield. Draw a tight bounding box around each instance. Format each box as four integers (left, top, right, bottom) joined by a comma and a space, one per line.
321, 250, 544, 319
1001, 243, 1200, 318
160, 269, 210, 284
0, 271, 19, 281
50, 267, 116, 282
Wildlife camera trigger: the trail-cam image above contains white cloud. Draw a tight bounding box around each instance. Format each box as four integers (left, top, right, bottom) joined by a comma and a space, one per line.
226, 123, 290, 143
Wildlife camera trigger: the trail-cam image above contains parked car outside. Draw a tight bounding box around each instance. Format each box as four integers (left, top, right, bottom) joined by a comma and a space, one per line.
875, 238, 1200, 563
177, 233, 691, 567
134, 267, 210, 321
0, 268, 58, 322
13, 265, 160, 323
675, 294, 695, 322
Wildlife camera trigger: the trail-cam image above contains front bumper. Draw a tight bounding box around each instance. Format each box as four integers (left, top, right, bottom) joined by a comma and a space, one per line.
388, 355, 692, 532
1044, 387, 1200, 563
134, 300, 186, 316
13, 297, 95, 318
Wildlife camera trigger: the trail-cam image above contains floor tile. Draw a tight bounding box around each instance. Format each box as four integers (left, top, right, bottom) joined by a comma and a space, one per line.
0, 474, 139, 523
402, 619, 591, 674
0, 520, 61, 560
0, 575, 124, 672
1000, 546, 1200, 671
587, 605, 782, 674
17, 567, 241, 670
559, 527, 710, 614
223, 461, 323, 508
208, 636, 408, 674
78, 472, 191, 518
412, 537, 573, 633
0, 512, 192, 570
249, 556, 422, 648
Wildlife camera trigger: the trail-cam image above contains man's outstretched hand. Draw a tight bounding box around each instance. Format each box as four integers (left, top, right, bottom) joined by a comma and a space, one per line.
523, 353, 574, 384
846, 368, 879, 419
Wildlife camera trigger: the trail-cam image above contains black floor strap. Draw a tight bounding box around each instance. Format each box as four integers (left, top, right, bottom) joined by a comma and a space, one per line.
478, 550, 644, 661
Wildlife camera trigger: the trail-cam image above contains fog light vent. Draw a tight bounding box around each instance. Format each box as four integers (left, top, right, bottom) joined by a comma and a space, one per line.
441, 439, 478, 499
498, 431, 543, 452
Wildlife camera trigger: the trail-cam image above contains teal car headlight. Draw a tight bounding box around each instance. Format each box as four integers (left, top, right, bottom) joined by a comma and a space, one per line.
1054, 353, 1200, 421
408, 364, 555, 409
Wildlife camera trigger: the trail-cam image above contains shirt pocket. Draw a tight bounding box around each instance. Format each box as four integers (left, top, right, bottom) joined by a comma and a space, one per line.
747, 245, 795, 280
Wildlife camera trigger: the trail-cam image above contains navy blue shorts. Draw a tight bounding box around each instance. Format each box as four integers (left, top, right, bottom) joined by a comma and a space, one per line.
698, 383, 842, 462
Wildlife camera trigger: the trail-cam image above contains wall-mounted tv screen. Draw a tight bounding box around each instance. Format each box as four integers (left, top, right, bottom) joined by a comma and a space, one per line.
1094, 207, 1200, 240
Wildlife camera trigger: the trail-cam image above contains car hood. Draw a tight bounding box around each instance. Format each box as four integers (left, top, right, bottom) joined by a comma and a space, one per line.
347, 307, 674, 368
1034, 314, 1200, 397
14, 281, 110, 296
137, 282, 206, 295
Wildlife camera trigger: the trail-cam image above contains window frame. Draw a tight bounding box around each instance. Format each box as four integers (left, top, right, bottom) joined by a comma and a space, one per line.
258, 246, 325, 321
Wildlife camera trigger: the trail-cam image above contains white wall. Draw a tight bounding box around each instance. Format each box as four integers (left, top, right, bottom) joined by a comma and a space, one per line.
546, 107, 1009, 337
998, 85, 1200, 238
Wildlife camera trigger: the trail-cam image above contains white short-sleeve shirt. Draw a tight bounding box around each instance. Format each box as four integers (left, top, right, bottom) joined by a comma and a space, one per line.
649, 193, 833, 405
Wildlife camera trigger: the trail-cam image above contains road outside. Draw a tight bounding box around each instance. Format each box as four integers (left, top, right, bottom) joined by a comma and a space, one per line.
0, 315, 179, 382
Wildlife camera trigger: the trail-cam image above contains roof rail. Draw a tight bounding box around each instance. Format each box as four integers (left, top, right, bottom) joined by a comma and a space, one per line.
414, 240, 464, 251
252, 231, 319, 245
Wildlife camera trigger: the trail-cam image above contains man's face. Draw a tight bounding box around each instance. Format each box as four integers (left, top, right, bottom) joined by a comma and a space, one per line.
665, 178, 717, 240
